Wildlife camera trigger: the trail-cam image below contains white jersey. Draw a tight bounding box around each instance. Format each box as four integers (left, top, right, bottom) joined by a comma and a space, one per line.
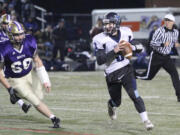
93, 27, 133, 74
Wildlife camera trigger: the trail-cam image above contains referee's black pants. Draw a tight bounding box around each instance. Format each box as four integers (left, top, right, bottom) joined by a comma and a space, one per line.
136, 51, 180, 99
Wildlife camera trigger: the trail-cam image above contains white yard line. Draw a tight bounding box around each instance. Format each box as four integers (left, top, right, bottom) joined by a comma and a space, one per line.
1, 105, 180, 117
50, 106, 180, 117
45, 93, 161, 99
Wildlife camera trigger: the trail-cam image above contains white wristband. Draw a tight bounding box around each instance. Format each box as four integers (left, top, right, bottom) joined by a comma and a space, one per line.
36, 66, 51, 87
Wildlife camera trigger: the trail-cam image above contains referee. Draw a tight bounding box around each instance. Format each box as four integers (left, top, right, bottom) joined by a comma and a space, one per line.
136, 14, 180, 102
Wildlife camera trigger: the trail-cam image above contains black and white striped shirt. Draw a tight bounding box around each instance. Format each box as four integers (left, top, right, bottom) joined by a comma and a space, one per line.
150, 26, 179, 55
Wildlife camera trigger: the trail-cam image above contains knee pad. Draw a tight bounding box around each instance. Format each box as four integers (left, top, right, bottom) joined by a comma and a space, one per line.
129, 89, 140, 100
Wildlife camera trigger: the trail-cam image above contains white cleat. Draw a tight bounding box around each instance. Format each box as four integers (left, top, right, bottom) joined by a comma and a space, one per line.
107, 102, 117, 120
144, 120, 154, 131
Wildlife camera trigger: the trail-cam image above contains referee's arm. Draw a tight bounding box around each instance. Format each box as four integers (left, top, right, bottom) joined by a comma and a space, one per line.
175, 32, 180, 47
150, 28, 163, 47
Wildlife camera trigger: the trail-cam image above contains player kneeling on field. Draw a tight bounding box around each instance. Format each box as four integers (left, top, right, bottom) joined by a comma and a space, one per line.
0, 21, 60, 128
93, 12, 153, 130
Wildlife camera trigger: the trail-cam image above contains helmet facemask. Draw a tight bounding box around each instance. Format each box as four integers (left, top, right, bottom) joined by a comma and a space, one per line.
11, 33, 25, 46
2, 22, 9, 32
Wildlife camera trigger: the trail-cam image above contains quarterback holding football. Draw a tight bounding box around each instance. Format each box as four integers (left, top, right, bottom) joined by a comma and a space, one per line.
93, 12, 154, 130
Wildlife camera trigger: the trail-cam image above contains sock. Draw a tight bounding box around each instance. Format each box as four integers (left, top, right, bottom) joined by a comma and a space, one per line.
109, 99, 117, 107
50, 114, 55, 119
140, 111, 149, 122
17, 99, 24, 107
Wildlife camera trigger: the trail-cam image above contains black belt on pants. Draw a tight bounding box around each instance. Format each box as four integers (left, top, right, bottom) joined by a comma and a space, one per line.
153, 50, 170, 57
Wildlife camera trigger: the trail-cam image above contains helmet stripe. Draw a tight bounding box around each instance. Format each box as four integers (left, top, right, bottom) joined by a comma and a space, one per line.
13, 21, 21, 31
7, 15, 10, 22
4, 14, 11, 23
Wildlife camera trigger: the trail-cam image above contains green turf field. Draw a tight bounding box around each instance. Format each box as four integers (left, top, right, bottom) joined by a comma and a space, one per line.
0, 69, 180, 135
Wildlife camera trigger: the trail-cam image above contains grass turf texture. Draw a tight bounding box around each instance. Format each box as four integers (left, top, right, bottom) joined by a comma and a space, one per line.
0, 69, 180, 135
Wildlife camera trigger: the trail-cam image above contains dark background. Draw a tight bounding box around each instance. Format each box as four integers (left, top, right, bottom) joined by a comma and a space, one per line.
32, 0, 145, 13
29, 0, 145, 42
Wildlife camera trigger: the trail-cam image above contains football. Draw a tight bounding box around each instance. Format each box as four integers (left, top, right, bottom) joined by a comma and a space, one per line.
119, 40, 133, 59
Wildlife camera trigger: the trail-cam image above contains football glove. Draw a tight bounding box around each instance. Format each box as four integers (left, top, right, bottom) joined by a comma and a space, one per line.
135, 44, 144, 53
7, 87, 20, 104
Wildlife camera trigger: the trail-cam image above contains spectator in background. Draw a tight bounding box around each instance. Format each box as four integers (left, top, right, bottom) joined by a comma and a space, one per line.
140, 16, 161, 32
21, 0, 35, 22
26, 26, 33, 35
42, 25, 53, 57
8, 3, 15, 14
89, 17, 103, 39
0, 1, 9, 15
52, 18, 67, 61
7, 2, 20, 21
24, 17, 38, 33
33, 29, 45, 56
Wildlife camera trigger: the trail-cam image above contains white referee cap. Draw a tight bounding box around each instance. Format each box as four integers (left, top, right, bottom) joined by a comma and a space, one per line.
164, 14, 175, 22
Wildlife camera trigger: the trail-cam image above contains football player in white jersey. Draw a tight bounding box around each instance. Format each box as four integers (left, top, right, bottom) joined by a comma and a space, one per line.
0, 14, 32, 113
93, 12, 154, 130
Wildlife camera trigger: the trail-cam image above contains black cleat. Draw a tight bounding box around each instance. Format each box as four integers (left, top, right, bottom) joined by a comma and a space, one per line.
107, 102, 117, 120
51, 117, 60, 128
22, 104, 31, 113
177, 97, 180, 102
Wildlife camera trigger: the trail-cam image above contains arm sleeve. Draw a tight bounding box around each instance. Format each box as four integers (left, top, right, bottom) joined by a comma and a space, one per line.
96, 49, 117, 65
175, 30, 179, 43
93, 38, 117, 65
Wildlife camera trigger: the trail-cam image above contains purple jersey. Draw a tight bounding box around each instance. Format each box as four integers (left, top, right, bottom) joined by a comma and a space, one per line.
0, 34, 37, 78
0, 30, 9, 43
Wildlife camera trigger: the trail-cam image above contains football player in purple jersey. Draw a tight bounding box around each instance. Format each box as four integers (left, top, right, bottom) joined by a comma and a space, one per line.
0, 14, 11, 42
0, 21, 60, 128
0, 14, 32, 113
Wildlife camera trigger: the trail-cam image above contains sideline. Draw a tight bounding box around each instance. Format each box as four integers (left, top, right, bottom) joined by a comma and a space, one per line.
0, 126, 96, 135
